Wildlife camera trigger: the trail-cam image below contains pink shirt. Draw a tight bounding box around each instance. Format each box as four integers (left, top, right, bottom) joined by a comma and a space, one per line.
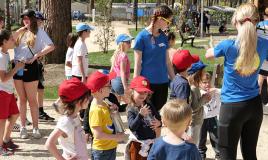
112, 52, 130, 79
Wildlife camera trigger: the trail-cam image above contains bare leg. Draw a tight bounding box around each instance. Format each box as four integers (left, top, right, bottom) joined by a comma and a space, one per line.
24, 81, 39, 129
14, 80, 27, 127
3, 114, 19, 142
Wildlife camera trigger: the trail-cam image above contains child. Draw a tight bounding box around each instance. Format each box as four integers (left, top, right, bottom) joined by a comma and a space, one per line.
110, 34, 133, 96
198, 72, 220, 159
167, 32, 177, 63
65, 33, 78, 80
71, 23, 94, 83
45, 78, 91, 160
0, 30, 24, 155
126, 76, 162, 160
87, 71, 127, 160
148, 99, 201, 160
52, 32, 79, 115
187, 61, 211, 144
170, 50, 199, 103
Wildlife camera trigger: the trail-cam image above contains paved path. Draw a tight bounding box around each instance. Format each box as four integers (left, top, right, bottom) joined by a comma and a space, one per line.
3, 100, 268, 160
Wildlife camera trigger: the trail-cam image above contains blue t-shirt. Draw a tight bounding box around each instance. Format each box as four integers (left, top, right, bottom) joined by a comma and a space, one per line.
214, 38, 268, 103
170, 74, 190, 102
134, 29, 169, 84
148, 137, 201, 160
257, 20, 268, 39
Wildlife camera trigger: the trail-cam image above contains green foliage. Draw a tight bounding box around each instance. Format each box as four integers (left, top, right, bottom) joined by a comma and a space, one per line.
44, 86, 58, 99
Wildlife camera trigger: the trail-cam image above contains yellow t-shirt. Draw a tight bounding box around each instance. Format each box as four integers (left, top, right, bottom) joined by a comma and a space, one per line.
89, 100, 117, 150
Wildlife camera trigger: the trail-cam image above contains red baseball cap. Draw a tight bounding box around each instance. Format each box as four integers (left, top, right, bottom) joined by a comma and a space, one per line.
172, 50, 200, 72
58, 78, 89, 103
86, 71, 116, 93
130, 76, 152, 93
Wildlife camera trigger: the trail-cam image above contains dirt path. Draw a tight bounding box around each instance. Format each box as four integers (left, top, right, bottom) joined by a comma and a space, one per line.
3, 100, 268, 160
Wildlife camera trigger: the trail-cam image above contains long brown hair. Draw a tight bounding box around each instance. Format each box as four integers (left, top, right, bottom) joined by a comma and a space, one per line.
16, 15, 38, 47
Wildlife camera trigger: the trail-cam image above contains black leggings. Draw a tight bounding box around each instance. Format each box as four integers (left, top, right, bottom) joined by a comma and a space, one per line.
218, 95, 263, 160
150, 83, 169, 112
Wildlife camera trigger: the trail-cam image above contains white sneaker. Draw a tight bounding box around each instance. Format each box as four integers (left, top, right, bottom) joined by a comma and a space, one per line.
20, 127, 28, 139
32, 128, 42, 139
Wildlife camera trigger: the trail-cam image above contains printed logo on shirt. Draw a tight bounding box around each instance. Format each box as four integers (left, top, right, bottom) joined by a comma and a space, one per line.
158, 43, 166, 48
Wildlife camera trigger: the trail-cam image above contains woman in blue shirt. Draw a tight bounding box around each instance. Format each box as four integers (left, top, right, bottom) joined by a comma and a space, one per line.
206, 3, 268, 160
133, 5, 175, 112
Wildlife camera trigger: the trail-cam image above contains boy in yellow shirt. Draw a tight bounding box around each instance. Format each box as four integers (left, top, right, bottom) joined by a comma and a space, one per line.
87, 71, 127, 160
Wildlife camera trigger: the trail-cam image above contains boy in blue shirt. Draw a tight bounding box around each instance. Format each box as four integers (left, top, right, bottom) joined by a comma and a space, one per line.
148, 99, 201, 160
170, 50, 199, 103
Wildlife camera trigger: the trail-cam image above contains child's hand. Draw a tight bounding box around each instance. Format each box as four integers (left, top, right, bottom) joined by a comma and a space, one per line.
201, 92, 211, 103
109, 104, 119, 112
115, 133, 128, 142
150, 118, 161, 131
139, 104, 151, 117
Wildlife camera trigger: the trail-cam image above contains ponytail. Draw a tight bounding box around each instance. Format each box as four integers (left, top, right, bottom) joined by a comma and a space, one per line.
232, 3, 260, 76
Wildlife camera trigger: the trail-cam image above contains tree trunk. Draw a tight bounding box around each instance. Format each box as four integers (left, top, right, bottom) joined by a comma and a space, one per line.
90, 0, 95, 13
42, 0, 72, 64
5, 0, 11, 30
25, 0, 30, 9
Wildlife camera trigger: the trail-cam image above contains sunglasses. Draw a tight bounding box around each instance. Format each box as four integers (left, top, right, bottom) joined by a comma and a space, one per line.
158, 16, 172, 25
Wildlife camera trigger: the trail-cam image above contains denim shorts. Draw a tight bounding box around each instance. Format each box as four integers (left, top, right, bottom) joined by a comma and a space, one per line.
111, 77, 124, 95
91, 148, 116, 160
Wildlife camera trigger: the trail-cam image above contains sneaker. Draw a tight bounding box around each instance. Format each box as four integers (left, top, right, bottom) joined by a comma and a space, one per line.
39, 112, 55, 122
32, 128, 42, 139
0, 146, 13, 156
3, 140, 19, 151
20, 127, 28, 139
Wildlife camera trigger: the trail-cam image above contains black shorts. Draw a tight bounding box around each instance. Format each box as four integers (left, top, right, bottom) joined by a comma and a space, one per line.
13, 60, 39, 82
259, 69, 268, 76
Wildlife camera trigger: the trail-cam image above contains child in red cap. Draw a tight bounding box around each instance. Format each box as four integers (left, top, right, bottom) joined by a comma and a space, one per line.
170, 50, 200, 103
45, 78, 91, 160
87, 71, 127, 160
126, 76, 161, 160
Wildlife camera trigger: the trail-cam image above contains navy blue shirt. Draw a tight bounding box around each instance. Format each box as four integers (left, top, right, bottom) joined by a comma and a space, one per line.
148, 137, 202, 160
170, 74, 191, 102
134, 29, 169, 84
127, 102, 161, 140
214, 38, 268, 102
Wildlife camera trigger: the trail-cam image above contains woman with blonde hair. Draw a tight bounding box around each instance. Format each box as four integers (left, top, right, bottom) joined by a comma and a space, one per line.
14, 9, 54, 139
206, 3, 268, 159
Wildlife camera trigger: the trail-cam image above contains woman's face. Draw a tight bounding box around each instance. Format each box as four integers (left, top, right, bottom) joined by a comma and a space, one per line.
157, 16, 172, 31
133, 90, 148, 104
22, 16, 31, 26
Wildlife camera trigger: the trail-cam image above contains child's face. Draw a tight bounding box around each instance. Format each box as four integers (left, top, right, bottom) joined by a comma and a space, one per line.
200, 78, 211, 91
133, 90, 148, 104
4, 35, 15, 49
83, 30, 90, 39
123, 41, 131, 51
100, 82, 111, 98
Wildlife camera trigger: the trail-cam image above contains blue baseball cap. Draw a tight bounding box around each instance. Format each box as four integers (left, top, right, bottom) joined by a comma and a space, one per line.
76, 23, 94, 32
116, 34, 134, 45
188, 61, 207, 75
35, 11, 46, 20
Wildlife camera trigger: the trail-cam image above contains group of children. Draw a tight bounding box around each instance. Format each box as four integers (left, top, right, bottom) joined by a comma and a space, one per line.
0, 19, 221, 159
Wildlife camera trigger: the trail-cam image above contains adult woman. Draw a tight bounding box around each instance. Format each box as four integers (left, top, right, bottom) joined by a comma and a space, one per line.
133, 5, 175, 111
14, 9, 55, 139
206, 3, 268, 159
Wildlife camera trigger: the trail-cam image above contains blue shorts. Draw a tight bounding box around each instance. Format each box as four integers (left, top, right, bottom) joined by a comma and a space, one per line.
111, 77, 124, 95
91, 148, 116, 160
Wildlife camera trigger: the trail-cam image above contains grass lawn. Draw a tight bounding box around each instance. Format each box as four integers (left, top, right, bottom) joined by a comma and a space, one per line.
44, 86, 58, 100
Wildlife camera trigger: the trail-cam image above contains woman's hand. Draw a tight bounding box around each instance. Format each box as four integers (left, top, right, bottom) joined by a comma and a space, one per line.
14, 61, 25, 71
27, 54, 39, 64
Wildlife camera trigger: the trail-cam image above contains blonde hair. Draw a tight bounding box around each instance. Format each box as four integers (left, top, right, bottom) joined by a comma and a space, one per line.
232, 3, 260, 76
160, 99, 192, 131
110, 42, 127, 70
